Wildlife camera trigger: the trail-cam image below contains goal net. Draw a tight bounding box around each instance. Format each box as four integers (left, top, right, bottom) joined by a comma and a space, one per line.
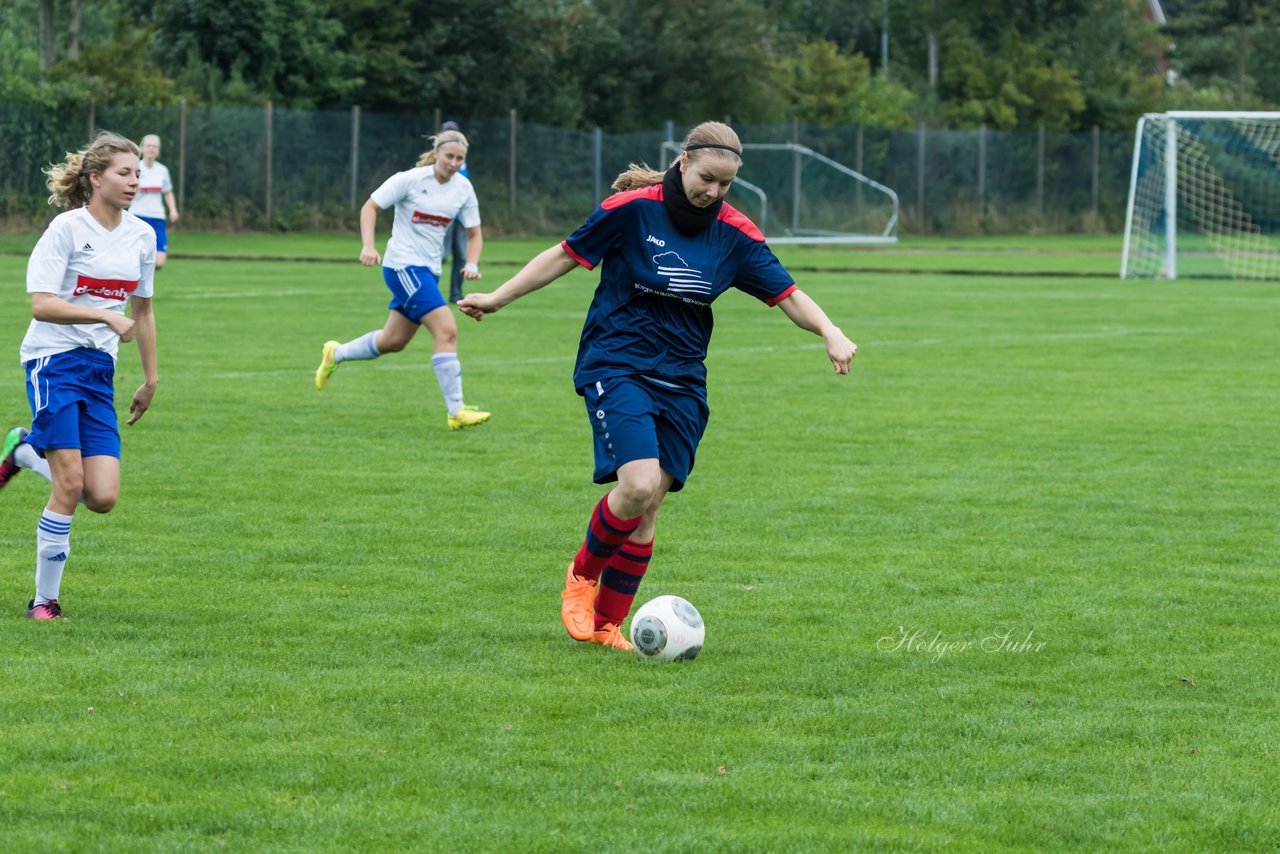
1121, 112, 1280, 279
662, 141, 899, 244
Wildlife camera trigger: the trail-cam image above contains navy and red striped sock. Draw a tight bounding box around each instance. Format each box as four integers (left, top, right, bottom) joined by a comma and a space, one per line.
571, 492, 642, 583
594, 539, 653, 630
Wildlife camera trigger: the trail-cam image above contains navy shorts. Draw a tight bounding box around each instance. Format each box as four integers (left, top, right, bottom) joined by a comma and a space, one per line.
24, 348, 120, 458
137, 215, 168, 252
383, 266, 446, 322
581, 375, 709, 493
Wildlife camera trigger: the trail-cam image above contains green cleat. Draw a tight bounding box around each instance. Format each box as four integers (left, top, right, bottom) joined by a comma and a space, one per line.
315, 340, 339, 390
2, 427, 28, 490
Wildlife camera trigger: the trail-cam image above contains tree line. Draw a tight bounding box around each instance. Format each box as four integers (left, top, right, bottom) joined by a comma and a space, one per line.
3, 0, 1277, 132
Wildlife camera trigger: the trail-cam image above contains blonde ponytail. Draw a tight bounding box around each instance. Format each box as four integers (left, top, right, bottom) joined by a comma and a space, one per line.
45, 131, 140, 209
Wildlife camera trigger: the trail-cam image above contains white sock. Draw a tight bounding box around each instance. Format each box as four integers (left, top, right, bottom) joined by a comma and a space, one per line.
35, 508, 73, 605
432, 352, 464, 415
334, 331, 382, 364
15, 442, 52, 482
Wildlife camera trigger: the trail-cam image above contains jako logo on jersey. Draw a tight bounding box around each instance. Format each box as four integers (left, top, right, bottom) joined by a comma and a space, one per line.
652, 251, 713, 297
412, 211, 453, 227
646, 234, 666, 248
73, 275, 139, 302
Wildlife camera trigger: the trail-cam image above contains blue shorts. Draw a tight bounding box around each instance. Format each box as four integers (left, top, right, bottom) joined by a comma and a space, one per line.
581, 375, 709, 493
137, 215, 168, 252
383, 266, 446, 322
24, 348, 120, 458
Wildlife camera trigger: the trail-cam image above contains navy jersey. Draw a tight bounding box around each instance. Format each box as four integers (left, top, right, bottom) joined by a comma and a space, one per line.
563, 184, 796, 394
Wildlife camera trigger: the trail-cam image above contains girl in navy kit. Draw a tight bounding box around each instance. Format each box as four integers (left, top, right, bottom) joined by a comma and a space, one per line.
460, 122, 857, 651
1, 131, 159, 619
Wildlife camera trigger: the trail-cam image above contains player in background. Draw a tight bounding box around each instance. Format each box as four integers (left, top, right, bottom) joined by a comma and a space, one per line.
314, 128, 490, 431
460, 122, 857, 651
0, 131, 159, 620
438, 120, 472, 304
128, 134, 179, 270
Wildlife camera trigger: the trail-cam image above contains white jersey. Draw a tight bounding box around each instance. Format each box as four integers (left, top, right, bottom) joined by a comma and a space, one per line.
22, 208, 157, 363
370, 165, 480, 274
129, 160, 173, 219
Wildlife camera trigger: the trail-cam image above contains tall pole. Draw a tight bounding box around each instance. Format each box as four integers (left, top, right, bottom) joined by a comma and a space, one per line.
881, 0, 889, 76
350, 105, 361, 212
1036, 124, 1045, 218
791, 117, 801, 232
264, 100, 273, 227
178, 99, 187, 214
1164, 117, 1178, 278
508, 109, 517, 210
978, 124, 986, 217
916, 123, 925, 229
593, 127, 603, 202
1091, 124, 1100, 218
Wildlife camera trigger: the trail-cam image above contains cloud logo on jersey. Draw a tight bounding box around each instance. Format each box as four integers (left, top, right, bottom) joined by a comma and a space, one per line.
412, 211, 453, 227
652, 251, 713, 298
73, 275, 139, 302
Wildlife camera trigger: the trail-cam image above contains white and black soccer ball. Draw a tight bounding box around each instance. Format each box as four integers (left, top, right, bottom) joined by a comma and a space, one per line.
629, 595, 704, 661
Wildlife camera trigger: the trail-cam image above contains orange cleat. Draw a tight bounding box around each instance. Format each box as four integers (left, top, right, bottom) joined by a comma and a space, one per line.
589, 622, 633, 652
560, 561, 596, 641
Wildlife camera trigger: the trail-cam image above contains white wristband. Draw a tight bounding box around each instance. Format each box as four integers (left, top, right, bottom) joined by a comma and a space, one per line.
464, 262, 479, 274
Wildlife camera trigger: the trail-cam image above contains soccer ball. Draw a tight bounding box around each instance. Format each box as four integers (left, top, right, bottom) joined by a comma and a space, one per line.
629, 595, 704, 661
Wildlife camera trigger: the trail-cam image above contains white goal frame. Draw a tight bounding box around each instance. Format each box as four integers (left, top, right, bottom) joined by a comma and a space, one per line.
1121, 111, 1280, 279
661, 141, 899, 245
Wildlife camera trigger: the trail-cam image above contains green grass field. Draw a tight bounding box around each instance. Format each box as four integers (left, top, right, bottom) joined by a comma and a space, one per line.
1, 233, 1277, 851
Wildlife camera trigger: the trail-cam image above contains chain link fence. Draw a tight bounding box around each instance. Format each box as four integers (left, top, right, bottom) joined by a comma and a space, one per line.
0, 101, 1134, 236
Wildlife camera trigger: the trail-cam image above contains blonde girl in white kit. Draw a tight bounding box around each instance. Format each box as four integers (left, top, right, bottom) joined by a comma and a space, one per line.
0, 131, 159, 620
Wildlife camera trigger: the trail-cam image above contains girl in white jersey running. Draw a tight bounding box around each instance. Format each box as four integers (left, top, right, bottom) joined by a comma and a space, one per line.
314, 129, 490, 431
128, 134, 179, 270
0, 131, 159, 620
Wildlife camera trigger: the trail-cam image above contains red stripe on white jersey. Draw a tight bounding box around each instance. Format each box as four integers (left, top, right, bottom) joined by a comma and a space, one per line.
74, 275, 139, 302
412, 211, 453, 227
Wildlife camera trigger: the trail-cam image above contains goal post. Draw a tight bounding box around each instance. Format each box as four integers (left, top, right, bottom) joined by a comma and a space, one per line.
1121, 111, 1280, 279
661, 141, 899, 245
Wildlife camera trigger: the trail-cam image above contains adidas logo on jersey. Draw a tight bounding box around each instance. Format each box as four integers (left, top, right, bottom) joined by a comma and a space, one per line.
49, 552, 68, 562
81, 243, 94, 252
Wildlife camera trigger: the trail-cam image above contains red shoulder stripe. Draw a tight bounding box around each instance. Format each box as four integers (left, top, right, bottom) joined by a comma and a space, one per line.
600, 183, 663, 211
717, 203, 765, 242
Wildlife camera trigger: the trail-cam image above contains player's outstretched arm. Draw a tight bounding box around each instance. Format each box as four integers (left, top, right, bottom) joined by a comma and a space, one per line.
458, 243, 579, 321
776, 288, 857, 375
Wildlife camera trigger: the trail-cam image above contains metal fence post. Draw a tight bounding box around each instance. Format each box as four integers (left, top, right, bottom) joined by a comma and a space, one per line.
1091, 124, 1100, 218
978, 123, 986, 217
508, 108, 517, 210
350, 105, 361, 212
662, 120, 675, 166
178, 99, 187, 214
917, 123, 926, 229
265, 100, 273, 226
592, 127, 603, 202
791, 117, 801, 232
433, 107, 441, 132
1036, 123, 1045, 218
855, 124, 864, 222
87, 102, 95, 138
